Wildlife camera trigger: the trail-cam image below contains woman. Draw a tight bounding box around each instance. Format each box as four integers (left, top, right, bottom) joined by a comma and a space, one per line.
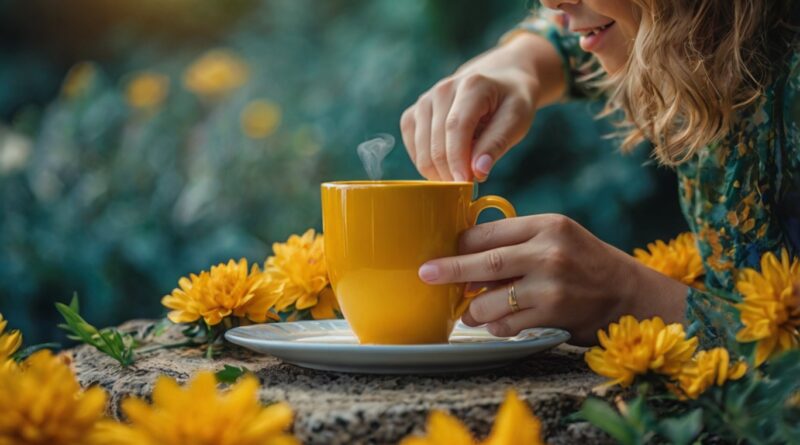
402, 0, 800, 346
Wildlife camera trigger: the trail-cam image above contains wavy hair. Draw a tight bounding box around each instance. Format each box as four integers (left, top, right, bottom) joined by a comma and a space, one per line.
599, 0, 795, 165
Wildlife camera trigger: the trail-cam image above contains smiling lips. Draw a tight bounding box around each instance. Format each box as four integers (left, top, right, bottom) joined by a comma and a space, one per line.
574, 21, 616, 52
573, 21, 616, 37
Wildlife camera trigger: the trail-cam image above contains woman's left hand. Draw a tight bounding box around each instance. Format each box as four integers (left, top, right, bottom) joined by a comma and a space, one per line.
417, 214, 688, 345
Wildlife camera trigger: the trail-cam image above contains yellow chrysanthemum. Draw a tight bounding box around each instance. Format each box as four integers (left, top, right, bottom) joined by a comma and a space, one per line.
676, 348, 747, 399
400, 391, 544, 445
0, 350, 108, 445
400, 411, 474, 445
125, 71, 169, 110
183, 49, 249, 97
634, 232, 705, 287
241, 99, 282, 139
94, 371, 298, 445
482, 391, 543, 445
162, 258, 283, 326
265, 229, 338, 316
61, 61, 97, 99
735, 249, 800, 366
0, 313, 22, 366
310, 287, 339, 320
585, 316, 698, 387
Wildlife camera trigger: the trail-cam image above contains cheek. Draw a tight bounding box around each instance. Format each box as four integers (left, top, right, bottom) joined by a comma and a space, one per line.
587, 0, 640, 37
596, 31, 632, 74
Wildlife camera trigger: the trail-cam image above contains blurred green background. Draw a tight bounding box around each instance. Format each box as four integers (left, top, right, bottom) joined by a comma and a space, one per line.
0, 0, 684, 344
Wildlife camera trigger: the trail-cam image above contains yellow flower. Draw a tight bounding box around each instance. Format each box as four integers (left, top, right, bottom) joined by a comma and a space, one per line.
265, 229, 338, 316
634, 232, 705, 287
0, 313, 21, 366
585, 316, 698, 387
183, 49, 249, 97
62, 61, 97, 99
676, 348, 747, 399
400, 411, 474, 445
95, 371, 298, 445
311, 287, 339, 320
735, 249, 800, 366
0, 350, 108, 445
125, 71, 170, 110
241, 99, 282, 139
400, 391, 544, 445
162, 258, 283, 326
482, 391, 543, 445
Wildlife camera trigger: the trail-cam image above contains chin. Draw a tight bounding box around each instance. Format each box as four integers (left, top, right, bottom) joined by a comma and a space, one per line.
596, 55, 626, 75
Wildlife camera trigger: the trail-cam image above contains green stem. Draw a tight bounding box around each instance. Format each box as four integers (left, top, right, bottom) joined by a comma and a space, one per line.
205, 343, 214, 359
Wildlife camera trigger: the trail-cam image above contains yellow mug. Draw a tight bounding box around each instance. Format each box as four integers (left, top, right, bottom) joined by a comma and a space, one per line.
321, 180, 516, 344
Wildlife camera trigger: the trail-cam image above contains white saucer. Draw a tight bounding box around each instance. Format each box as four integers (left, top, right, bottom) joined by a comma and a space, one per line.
224, 320, 570, 374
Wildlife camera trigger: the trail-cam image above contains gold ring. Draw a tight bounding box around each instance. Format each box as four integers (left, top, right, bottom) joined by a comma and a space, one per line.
507, 283, 520, 313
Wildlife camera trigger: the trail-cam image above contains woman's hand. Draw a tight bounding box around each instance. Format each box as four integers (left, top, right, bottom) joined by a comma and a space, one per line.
417, 214, 689, 345
400, 33, 566, 182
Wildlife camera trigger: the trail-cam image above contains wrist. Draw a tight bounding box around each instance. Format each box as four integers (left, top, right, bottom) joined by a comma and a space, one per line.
621, 260, 689, 325
508, 33, 566, 108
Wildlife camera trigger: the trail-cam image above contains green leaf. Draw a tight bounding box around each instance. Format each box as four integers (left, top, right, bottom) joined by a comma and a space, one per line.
658, 409, 703, 445
69, 292, 80, 313
579, 398, 641, 445
215, 365, 250, 383
55, 295, 136, 367
764, 350, 800, 383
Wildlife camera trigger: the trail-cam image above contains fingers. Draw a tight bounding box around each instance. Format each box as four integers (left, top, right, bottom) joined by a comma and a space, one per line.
463, 278, 561, 338
486, 308, 555, 338
418, 244, 530, 284
430, 84, 456, 181
457, 214, 572, 254
458, 217, 536, 255
402, 73, 511, 182
461, 277, 560, 338
471, 97, 533, 181
445, 78, 495, 182
400, 107, 416, 171
465, 277, 534, 325
413, 98, 436, 179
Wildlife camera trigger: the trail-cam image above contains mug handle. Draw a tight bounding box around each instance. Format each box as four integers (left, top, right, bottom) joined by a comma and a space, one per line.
455, 195, 517, 317
468, 195, 516, 225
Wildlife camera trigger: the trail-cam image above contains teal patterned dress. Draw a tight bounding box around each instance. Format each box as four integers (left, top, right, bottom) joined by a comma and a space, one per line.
512, 11, 800, 347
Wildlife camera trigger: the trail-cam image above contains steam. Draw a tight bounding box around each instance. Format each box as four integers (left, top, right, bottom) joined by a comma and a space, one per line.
357, 133, 395, 180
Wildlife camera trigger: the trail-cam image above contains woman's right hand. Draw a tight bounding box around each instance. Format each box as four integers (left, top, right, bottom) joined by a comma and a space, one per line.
400, 32, 566, 182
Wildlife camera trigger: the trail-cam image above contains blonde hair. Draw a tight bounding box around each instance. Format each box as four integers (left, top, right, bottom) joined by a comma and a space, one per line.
600, 0, 794, 165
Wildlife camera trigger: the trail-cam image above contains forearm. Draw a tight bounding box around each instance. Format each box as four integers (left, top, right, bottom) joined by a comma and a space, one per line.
625, 266, 689, 325
619, 258, 746, 350
502, 32, 567, 108
457, 32, 567, 110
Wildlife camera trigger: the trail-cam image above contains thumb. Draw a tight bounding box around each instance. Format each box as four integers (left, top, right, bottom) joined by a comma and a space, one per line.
470, 98, 534, 181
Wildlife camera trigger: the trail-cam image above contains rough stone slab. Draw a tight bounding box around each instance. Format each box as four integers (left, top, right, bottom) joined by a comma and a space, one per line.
71, 320, 612, 444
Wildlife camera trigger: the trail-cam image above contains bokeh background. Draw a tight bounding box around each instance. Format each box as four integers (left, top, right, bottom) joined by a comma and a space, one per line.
0, 0, 684, 343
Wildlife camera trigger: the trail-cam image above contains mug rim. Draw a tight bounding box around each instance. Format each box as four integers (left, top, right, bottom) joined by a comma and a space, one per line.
321, 180, 472, 189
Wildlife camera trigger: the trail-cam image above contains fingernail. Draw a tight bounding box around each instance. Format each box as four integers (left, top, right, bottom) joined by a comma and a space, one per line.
453, 172, 466, 182
418, 264, 440, 282
474, 154, 493, 176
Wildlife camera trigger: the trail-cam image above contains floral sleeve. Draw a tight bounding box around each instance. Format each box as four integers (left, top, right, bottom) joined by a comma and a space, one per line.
781, 49, 800, 253
784, 50, 800, 171
501, 9, 598, 99
685, 287, 742, 350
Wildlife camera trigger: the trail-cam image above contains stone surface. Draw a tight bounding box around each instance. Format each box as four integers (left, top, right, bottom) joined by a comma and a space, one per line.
71, 320, 612, 445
